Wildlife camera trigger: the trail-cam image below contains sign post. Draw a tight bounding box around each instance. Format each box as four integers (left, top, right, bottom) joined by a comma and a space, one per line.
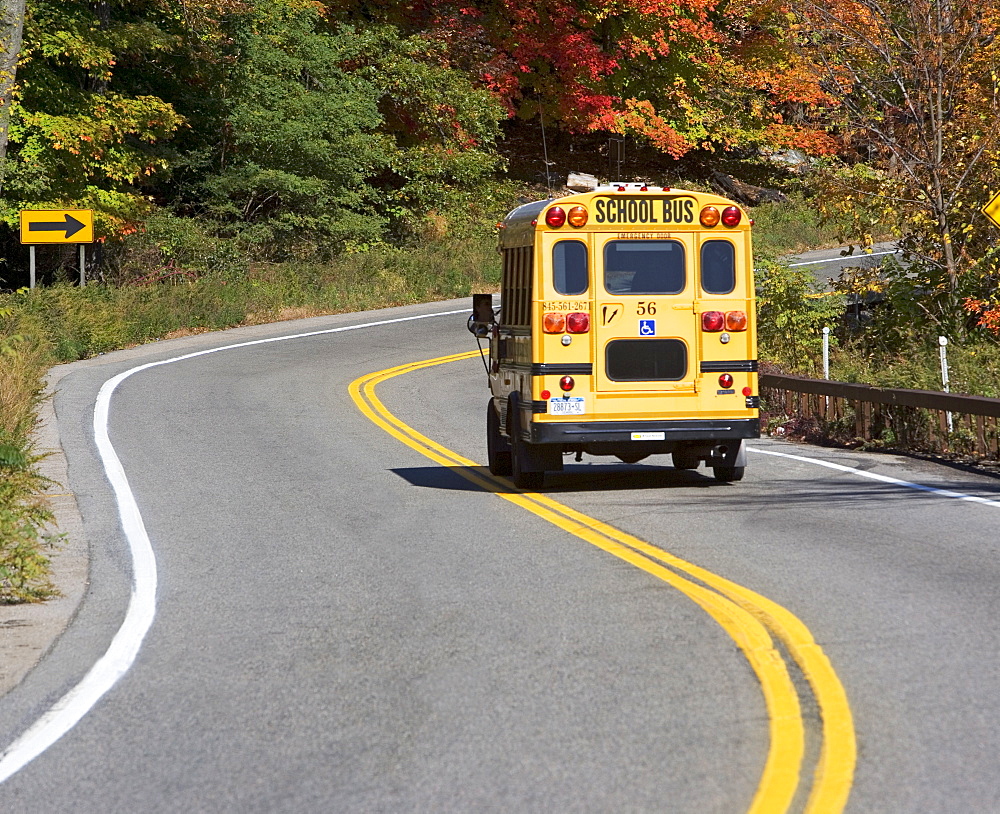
19, 209, 95, 288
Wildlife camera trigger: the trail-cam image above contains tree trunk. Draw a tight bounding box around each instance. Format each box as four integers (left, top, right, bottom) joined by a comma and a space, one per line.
0, 0, 26, 192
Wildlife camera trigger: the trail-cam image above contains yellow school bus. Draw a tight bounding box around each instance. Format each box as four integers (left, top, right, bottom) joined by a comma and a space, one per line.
469, 182, 759, 488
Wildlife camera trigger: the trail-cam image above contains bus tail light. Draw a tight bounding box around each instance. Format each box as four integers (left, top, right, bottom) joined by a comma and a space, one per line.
560, 376, 575, 391
700, 206, 721, 227
702, 311, 725, 331
726, 311, 748, 331
543, 312, 566, 333
721, 206, 742, 227
566, 312, 590, 333
567, 206, 588, 227
545, 206, 566, 228
719, 374, 734, 389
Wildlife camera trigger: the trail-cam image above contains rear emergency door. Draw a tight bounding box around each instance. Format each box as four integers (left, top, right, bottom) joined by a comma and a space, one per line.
594, 235, 697, 401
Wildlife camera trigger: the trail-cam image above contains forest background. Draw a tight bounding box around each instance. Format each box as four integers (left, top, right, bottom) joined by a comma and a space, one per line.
3, 0, 1000, 599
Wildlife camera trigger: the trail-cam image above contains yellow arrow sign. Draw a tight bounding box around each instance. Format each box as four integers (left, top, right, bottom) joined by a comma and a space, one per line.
19, 209, 95, 244
982, 192, 1000, 229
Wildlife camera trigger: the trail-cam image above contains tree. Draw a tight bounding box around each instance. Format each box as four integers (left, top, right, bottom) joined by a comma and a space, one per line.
328, 0, 838, 159
190, 0, 503, 257
0, 0, 184, 235
798, 0, 1000, 332
0, 0, 25, 190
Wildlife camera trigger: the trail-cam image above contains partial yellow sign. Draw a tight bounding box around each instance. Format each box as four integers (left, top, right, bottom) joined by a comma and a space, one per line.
982, 192, 1000, 229
19, 209, 95, 244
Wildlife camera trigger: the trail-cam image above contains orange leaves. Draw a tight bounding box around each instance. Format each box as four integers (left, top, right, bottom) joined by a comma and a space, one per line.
607, 98, 692, 158
963, 298, 1000, 336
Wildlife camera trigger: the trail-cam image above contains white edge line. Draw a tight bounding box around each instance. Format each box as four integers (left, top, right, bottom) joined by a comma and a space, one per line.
786, 249, 897, 268
750, 447, 1000, 507
0, 308, 467, 783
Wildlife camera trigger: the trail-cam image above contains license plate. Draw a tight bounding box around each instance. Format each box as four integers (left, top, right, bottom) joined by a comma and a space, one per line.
549, 397, 585, 415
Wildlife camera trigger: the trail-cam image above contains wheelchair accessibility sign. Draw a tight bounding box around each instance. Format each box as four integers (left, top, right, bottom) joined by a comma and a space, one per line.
639, 319, 656, 336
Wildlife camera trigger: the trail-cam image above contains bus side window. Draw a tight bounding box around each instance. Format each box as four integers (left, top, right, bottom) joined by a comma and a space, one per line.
701, 240, 736, 295
553, 241, 588, 296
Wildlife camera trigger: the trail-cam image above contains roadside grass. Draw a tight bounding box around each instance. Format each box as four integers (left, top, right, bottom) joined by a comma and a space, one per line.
1, 311, 58, 602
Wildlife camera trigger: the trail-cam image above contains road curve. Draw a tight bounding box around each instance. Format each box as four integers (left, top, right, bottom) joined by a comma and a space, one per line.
2, 299, 1000, 812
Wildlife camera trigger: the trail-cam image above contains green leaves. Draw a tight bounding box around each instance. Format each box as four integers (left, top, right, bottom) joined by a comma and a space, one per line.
756, 259, 845, 373
190, 2, 503, 256
2, 0, 185, 234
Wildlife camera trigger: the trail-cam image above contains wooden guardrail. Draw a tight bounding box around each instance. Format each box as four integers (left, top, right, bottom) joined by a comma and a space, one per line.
759, 373, 1000, 460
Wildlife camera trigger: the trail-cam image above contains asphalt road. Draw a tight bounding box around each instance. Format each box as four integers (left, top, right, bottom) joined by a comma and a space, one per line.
784, 242, 899, 290
2, 299, 1000, 812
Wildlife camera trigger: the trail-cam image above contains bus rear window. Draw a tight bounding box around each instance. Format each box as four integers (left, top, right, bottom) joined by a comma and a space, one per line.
604, 240, 685, 294
701, 241, 736, 295
606, 339, 687, 381
553, 240, 588, 295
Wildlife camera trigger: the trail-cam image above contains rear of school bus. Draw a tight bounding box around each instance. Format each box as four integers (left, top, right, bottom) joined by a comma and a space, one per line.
481, 183, 759, 488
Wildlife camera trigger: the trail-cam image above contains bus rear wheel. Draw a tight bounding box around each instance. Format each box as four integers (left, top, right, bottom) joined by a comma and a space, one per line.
672, 451, 700, 470
712, 465, 745, 483
487, 400, 512, 476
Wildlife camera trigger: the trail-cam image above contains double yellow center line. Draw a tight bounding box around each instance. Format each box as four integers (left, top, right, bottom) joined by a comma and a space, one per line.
350, 351, 855, 813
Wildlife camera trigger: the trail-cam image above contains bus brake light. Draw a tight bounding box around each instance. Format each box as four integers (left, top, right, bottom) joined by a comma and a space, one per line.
566, 312, 590, 333
560, 376, 575, 391
702, 311, 725, 331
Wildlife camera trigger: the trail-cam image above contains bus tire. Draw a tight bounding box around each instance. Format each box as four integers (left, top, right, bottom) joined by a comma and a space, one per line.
616, 453, 648, 464
712, 465, 745, 483
506, 396, 545, 489
487, 400, 512, 476
672, 451, 700, 470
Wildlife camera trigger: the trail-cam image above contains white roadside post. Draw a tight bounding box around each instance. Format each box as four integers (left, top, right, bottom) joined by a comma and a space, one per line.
822, 326, 831, 413
822, 327, 830, 380
939, 336, 952, 434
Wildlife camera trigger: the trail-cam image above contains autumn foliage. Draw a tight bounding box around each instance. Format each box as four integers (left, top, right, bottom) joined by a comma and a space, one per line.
336, 0, 838, 157
4, 0, 1000, 329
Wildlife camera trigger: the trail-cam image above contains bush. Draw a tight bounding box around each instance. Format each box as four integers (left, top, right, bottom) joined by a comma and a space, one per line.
755, 259, 845, 374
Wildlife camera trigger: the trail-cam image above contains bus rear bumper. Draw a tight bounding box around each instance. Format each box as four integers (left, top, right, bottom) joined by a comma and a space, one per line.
527, 417, 760, 446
